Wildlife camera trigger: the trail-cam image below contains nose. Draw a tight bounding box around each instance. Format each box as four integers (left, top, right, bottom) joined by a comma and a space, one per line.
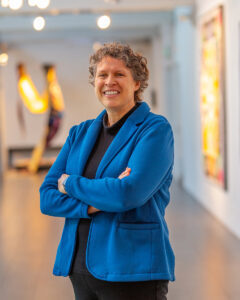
105, 74, 115, 86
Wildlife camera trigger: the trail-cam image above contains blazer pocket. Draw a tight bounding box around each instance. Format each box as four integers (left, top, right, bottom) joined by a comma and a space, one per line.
118, 222, 160, 230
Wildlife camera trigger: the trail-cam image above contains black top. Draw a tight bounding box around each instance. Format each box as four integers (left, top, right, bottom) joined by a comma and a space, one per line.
70, 102, 140, 274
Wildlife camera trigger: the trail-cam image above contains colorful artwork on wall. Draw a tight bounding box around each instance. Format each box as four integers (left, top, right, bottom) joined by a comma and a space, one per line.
200, 5, 227, 189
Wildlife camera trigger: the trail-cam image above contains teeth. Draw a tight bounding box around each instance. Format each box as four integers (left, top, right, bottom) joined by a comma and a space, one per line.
104, 91, 119, 95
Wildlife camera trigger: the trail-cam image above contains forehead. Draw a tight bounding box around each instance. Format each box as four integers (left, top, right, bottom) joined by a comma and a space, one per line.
96, 56, 129, 72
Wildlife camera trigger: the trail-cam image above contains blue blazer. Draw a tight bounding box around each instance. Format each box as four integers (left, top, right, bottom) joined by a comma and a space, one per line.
40, 102, 175, 282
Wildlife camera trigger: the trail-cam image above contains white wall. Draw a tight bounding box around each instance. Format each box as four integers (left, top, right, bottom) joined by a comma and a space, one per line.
0, 37, 156, 153
173, 1, 240, 238
2, 40, 101, 149
173, 7, 199, 185
160, 13, 187, 182
0, 67, 6, 173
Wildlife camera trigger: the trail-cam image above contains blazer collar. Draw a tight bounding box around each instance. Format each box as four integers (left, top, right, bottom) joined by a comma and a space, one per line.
77, 102, 150, 177
95, 102, 150, 178
98, 101, 150, 126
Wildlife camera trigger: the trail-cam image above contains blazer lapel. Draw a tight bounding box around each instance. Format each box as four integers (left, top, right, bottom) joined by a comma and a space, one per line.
77, 110, 105, 175
95, 102, 150, 179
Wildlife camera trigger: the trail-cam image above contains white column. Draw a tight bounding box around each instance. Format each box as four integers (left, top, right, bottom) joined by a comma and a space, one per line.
0, 65, 7, 175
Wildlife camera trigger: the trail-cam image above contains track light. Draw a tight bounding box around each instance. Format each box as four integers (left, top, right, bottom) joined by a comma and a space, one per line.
33, 16, 46, 31
97, 15, 111, 30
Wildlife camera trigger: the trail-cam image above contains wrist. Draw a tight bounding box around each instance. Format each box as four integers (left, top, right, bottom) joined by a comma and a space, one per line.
62, 176, 69, 194
62, 176, 68, 188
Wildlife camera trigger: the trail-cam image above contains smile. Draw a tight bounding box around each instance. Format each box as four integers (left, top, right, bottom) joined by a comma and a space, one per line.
103, 90, 120, 95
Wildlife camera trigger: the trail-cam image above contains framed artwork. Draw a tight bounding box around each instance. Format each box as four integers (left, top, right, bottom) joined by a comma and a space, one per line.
200, 5, 227, 190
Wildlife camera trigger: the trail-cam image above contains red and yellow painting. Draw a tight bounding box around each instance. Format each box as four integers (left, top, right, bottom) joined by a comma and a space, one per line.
200, 6, 227, 189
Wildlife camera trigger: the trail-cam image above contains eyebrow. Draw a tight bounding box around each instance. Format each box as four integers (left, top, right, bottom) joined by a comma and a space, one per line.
96, 69, 126, 73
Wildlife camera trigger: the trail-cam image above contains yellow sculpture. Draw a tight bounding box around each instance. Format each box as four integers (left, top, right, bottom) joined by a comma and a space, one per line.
17, 64, 48, 114
17, 64, 64, 173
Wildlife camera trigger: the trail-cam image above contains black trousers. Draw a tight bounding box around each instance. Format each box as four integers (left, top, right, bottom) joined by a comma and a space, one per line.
69, 272, 169, 300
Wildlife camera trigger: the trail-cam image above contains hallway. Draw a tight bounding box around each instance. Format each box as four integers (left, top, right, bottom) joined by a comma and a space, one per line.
0, 170, 239, 300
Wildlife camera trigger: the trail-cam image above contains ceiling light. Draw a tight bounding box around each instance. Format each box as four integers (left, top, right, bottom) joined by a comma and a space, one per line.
28, 0, 37, 6
104, 0, 119, 3
36, 0, 50, 9
0, 53, 8, 66
97, 15, 111, 30
9, 0, 23, 10
33, 16, 46, 31
1, 0, 9, 7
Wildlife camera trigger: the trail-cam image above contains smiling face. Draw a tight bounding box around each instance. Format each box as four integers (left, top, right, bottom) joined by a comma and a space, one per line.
94, 56, 140, 115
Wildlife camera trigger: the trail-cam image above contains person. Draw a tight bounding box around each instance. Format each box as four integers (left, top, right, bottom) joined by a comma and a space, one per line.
40, 42, 175, 300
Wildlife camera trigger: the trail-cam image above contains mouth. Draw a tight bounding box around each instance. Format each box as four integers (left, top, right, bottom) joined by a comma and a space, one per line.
103, 90, 120, 95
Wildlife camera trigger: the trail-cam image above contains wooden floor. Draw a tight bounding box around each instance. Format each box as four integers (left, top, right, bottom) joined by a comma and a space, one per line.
0, 170, 240, 300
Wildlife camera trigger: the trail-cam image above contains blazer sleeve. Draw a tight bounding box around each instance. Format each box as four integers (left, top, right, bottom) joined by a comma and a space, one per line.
64, 120, 174, 213
39, 125, 90, 219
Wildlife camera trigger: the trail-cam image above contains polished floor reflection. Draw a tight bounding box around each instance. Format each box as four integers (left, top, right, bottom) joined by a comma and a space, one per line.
0, 170, 239, 300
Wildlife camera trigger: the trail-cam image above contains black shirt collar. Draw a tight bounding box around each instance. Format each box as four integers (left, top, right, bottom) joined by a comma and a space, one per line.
103, 102, 141, 135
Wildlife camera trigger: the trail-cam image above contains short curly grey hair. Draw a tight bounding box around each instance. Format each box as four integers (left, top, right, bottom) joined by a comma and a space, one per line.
89, 42, 149, 102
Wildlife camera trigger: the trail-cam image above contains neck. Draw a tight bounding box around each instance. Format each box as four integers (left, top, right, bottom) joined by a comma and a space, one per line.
106, 103, 135, 126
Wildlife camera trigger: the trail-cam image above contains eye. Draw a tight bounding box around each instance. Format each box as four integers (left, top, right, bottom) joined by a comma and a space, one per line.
98, 73, 106, 78
116, 72, 124, 77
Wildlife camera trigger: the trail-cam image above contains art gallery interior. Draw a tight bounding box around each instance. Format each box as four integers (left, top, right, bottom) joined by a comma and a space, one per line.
0, 0, 239, 299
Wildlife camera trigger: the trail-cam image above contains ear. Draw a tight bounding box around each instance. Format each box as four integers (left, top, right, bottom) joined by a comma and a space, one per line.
134, 81, 141, 91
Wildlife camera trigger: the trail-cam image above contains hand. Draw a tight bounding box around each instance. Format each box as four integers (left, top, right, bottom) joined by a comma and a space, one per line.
118, 167, 131, 179
58, 174, 69, 194
88, 206, 100, 214
88, 167, 131, 214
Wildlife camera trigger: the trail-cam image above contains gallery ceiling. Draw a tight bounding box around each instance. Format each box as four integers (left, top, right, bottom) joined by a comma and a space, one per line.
0, 0, 194, 15
0, 0, 194, 43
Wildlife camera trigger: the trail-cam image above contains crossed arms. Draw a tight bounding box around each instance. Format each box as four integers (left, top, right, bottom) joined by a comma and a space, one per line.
40, 120, 174, 218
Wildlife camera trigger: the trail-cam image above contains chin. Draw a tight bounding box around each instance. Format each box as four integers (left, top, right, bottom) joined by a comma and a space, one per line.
101, 100, 120, 109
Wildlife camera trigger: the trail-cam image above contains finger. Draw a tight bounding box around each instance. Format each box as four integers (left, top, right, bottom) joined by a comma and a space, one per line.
119, 170, 129, 176
118, 171, 127, 177
118, 167, 131, 179
123, 170, 131, 175
120, 169, 131, 176
118, 171, 130, 179
118, 174, 126, 179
